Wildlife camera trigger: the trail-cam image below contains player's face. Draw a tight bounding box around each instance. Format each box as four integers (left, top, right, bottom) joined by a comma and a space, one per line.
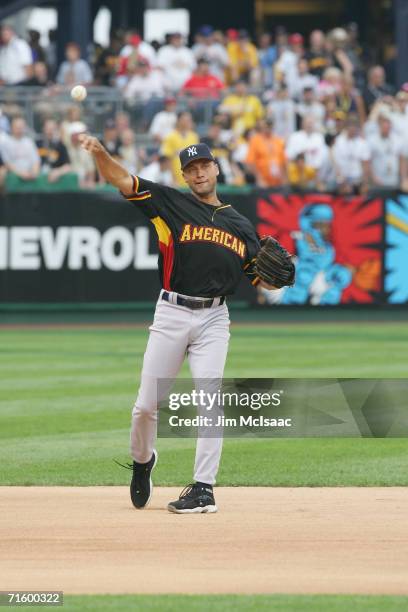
182, 160, 219, 196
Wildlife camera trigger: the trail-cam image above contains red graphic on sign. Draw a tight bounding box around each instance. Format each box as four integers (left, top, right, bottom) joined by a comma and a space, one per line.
257, 193, 383, 304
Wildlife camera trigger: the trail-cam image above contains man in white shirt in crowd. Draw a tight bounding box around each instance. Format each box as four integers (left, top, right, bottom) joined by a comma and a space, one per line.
368, 112, 403, 189
266, 83, 296, 140
275, 33, 304, 96
286, 115, 327, 171
123, 59, 166, 101
391, 91, 408, 140
192, 25, 229, 81
332, 114, 371, 194
149, 97, 177, 143
1, 116, 40, 180
296, 86, 326, 132
157, 32, 196, 92
291, 58, 319, 100
120, 32, 157, 68
139, 154, 173, 185
0, 24, 33, 85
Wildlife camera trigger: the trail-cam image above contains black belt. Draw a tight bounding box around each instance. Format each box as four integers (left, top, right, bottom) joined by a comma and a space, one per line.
161, 291, 225, 310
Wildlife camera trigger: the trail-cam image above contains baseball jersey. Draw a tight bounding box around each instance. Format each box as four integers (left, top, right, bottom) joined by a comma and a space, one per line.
121, 176, 261, 297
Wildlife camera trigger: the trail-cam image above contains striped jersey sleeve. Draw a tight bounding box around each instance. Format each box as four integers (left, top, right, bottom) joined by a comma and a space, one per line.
120, 175, 166, 219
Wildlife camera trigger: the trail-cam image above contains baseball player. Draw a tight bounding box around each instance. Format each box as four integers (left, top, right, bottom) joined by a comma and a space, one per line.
79, 135, 294, 513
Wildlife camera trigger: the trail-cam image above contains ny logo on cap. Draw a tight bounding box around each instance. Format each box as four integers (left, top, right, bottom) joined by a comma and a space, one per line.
187, 146, 197, 157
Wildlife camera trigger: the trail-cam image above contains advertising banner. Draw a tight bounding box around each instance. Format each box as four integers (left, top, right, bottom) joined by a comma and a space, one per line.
0, 189, 407, 306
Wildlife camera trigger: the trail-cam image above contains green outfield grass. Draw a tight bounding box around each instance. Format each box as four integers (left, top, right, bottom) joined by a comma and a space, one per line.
57, 594, 408, 611
1, 322, 407, 486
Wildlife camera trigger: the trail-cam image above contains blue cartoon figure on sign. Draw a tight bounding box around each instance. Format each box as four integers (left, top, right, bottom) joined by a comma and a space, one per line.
385, 195, 408, 303
280, 204, 352, 304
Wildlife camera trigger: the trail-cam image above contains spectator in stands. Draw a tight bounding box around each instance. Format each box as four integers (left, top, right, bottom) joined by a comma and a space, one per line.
149, 97, 177, 143
123, 58, 166, 101
292, 58, 319, 100
226, 29, 259, 85
0, 116, 40, 181
192, 26, 229, 81
66, 122, 96, 188
231, 128, 255, 183
335, 74, 366, 125
0, 24, 33, 85
201, 122, 239, 184
296, 86, 325, 132
275, 33, 304, 94
60, 105, 83, 148
266, 83, 296, 139
28, 30, 46, 63
332, 114, 370, 194
117, 33, 157, 89
306, 30, 330, 78
368, 111, 403, 189
219, 80, 264, 136
161, 111, 199, 185
36, 118, 71, 183
344, 23, 365, 90
101, 119, 120, 158
157, 32, 196, 92
23, 61, 50, 87
325, 105, 347, 139
95, 34, 123, 86
287, 152, 317, 191
318, 66, 343, 98
274, 25, 289, 53
286, 115, 327, 171
201, 122, 229, 157
257, 32, 277, 88
45, 29, 57, 79
115, 111, 131, 134
392, 91, 408, 139
182, 58, 224, 98
363, 65, 394, 112
245, 118, 287, 187
139, 154, 173, 185
325, 28, 354, 78
318, 134, 337, 191
118, 128, 141, 175
212, 112, 234, 145
119, 31, 157, 69
56, 42, 93, 86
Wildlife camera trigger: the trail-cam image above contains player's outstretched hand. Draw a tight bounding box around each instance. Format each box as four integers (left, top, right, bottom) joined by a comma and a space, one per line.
78, 134, 105, 155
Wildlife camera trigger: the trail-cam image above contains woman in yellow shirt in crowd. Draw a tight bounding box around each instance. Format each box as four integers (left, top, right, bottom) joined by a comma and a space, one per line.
161, 111, 199, 186
219, 81, 264, 136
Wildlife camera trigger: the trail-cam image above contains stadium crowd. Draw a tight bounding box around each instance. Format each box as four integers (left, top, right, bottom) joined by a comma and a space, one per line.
0, 21, 406, 193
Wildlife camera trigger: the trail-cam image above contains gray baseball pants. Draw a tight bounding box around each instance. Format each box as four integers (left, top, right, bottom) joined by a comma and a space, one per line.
130, 289, 230, 485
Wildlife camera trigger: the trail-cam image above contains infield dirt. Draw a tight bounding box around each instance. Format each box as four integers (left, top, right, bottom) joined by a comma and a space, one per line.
1, 487, 407, 595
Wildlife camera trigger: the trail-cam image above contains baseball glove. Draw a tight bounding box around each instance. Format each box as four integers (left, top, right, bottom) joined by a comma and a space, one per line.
254, 236, 296, 288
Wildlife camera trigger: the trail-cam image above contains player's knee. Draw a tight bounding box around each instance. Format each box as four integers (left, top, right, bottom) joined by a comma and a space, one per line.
132, 400, 157, 417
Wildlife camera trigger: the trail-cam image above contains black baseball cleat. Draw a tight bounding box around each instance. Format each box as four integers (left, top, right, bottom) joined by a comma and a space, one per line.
167, 483, 217, 514
115, 450, 158, 509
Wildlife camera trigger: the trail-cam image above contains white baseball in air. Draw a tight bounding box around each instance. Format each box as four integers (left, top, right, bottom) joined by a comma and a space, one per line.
70, 85, 87, 102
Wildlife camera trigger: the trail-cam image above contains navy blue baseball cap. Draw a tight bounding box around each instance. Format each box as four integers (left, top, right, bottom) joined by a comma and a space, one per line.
179, 143, 215, 170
